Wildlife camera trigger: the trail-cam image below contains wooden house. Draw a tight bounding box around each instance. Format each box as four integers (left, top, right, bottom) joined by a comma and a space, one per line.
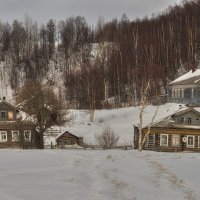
56, 131, 83, 148
0, 99, 40, 149
134, 106, 200, 152
167, 69, 200, 105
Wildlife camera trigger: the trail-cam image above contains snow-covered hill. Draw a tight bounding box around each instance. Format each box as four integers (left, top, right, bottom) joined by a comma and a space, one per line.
56, 103, 181, 146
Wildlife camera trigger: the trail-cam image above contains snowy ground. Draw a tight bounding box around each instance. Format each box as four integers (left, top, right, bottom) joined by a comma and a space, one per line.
0, 149, 199, 200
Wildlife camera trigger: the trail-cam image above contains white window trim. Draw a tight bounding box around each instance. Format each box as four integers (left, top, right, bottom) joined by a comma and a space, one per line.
160, 134, 168, 147
24, 130, 31, 142
12, 131, 19, 142
198, 136, 200, 148
0, 131, 7, 142
186, 135, 195, 148
172, 134, 180, 147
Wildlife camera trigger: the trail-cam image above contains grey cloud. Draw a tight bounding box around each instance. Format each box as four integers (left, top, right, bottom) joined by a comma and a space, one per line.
0, 0, 182, 25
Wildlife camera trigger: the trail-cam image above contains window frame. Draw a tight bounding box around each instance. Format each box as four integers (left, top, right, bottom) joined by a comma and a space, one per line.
24, 130, 31, 142
160, 134, 168, 147
188, 117, 192, 125
144, 135, 149, 147
171, 134, 180, 147
182, 89, 184, 98
187, 135, 195, 148
8, 111, 14, 120
1, 111, 6, 119
191, 88, 194, 98
180, 117, 185, 124
0, 131, 7, 142
198, 136, 200, 148
12, 131, 19, 142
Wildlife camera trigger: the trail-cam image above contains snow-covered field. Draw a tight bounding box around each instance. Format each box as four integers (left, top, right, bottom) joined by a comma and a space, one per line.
0, 149, 199, 200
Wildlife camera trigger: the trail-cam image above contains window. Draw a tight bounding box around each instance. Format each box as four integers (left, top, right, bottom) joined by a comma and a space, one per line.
160, 134, 168, 146
175, 90, 178, 98
178, 89, 181, 98
8, 112, 14, 120
145, 135, 149, 147
24, 130, 31, 141
180, 117, 184, 124
182, 89, 184, 98
191, 89, 194, 98
188, 118, 192, 125
172, 135, 180, 146
187, 135, 195, 147
198, 136, 200, 148
172, 89, 174, 98
1, 111, 6, 119
196, 118, 199, 125
0, 131, 7, 142
12, 131, 19, 141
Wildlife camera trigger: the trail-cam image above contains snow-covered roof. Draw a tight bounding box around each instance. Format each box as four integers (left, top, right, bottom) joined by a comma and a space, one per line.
168, 69, 200, 85
149, 106, 200, 129
44, 127, 82, 147
55, 130, 82, 140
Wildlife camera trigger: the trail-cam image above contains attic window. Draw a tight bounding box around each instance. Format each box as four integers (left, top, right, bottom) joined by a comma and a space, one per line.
1, 111, 6, 119
188, 118, 192, 125
8, 112, 14, 120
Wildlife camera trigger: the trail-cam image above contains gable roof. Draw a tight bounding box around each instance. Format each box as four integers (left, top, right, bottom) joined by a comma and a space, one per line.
173, 107, 200, 117
149, 106, 200, 129
56, 130, 82, 140
168, 69, 200, 86
0, 100, 18, 111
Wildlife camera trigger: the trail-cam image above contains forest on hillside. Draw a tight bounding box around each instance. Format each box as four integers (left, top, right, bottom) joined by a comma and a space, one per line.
0, 0, 199, 109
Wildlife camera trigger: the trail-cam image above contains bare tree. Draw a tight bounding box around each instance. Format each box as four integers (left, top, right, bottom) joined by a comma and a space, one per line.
96, 126, 119, 149
16, 80, 70, 149
138, 80, 159, 151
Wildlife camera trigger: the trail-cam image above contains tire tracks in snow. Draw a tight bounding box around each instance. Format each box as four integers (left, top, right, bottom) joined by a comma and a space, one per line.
147, 159, 196, 200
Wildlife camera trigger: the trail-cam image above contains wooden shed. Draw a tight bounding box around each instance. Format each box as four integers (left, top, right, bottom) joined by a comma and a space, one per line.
56, 131, 83, 148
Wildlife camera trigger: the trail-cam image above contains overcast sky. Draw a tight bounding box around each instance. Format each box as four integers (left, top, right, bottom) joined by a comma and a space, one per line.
0, 0, 182, 25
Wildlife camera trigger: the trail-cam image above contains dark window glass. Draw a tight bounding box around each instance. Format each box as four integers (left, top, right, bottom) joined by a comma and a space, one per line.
1, 112, 6, 118
188, 118, 192, 125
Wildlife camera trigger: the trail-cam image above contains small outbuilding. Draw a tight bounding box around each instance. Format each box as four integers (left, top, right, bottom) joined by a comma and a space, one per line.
56, 131, 83, 148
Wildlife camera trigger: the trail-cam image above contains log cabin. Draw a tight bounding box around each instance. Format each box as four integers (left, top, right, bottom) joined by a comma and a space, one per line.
56, 131, 83, 148
134, 106, 200, 152
0, 98, 40, 149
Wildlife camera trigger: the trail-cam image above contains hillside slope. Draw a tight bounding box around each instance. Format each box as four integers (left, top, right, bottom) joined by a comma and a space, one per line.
59, 103, 180, 146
